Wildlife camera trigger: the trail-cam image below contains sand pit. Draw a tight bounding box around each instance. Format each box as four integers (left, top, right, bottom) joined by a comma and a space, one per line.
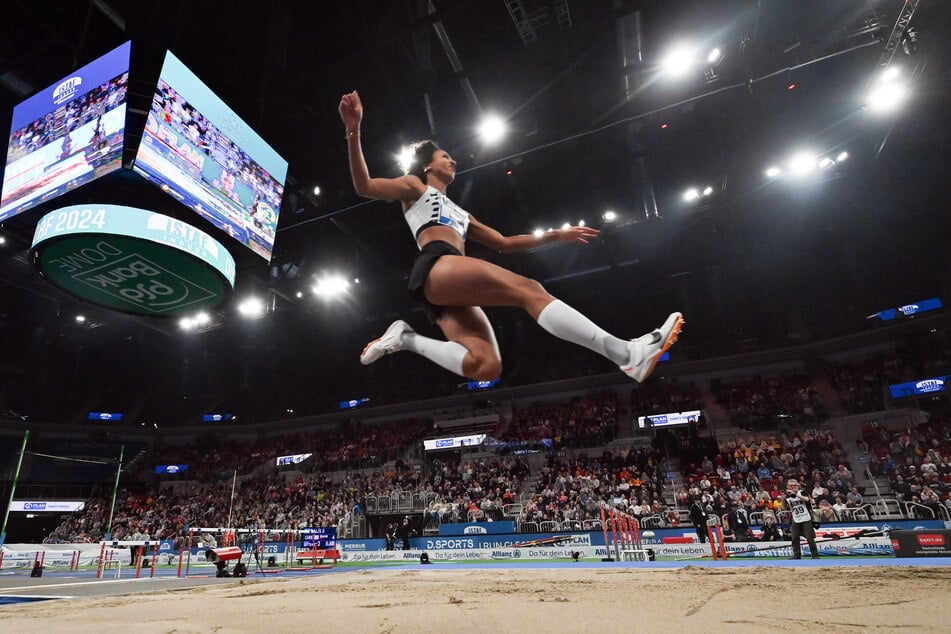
1, 565, 950, 633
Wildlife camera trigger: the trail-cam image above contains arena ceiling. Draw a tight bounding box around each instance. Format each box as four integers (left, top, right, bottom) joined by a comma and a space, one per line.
0, 0, 949, 425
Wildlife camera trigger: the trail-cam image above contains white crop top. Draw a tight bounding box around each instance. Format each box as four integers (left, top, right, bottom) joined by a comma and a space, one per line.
404, 186, 470, 244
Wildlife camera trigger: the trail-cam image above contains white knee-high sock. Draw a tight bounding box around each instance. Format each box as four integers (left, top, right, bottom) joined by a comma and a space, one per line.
536, 299, 629, 365
401, 331, 468, 377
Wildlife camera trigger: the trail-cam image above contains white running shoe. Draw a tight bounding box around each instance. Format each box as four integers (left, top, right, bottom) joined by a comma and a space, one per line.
620, 312, 684, 383
360, 320, 413, 365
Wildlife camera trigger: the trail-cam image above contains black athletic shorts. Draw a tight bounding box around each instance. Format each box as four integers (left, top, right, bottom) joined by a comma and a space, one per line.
408, 240, 462, 323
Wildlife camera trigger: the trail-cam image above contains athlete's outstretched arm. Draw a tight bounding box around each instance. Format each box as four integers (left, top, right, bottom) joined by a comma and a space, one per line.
467, 215, 600, 253
338, 90, 422, 203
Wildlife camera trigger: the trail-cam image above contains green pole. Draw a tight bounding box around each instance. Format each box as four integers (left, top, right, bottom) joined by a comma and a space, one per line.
105, 445, 124, 541
0, 429, 30, 546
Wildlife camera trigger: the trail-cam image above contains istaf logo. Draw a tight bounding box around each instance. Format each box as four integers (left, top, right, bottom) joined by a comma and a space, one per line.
915, 379, 944, 393
53, 76, 82, 105
917, 534, 946, 547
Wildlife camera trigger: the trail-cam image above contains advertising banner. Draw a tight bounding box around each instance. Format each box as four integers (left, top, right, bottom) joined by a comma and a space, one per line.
891, 529, 951, 557
438, 521, 516, 536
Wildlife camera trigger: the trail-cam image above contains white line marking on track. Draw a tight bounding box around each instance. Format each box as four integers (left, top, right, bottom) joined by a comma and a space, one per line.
0, 577, 178, 593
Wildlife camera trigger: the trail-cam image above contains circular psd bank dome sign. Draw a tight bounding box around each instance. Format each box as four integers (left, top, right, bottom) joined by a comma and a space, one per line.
32, 204, 235, 316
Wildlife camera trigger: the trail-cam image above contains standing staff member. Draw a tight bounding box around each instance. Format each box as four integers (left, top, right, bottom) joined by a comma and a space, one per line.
338, 90, 683, 384
688, 497, 709, 544
785, 478, 820, 559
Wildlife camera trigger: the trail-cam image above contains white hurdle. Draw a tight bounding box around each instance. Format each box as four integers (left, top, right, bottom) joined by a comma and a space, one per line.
96, 540, 160, 579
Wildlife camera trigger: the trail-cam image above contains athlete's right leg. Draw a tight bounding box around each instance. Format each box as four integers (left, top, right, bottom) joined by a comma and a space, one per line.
434, 306, 501, 381
425, 254, 683, 382
360, 307, 500, 381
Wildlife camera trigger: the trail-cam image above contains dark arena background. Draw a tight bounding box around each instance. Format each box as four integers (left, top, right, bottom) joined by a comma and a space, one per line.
0, 1, 949, 632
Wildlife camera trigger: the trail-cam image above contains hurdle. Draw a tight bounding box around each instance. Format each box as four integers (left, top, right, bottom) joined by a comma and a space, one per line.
600, 504, 648, 562
705, 517, 728, 560
96, 540, 160, 578
0, 547, 82, 574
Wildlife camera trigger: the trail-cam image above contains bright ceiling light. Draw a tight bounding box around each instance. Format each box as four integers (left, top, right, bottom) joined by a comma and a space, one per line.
295, 291, 303, 299
75, 314, 86, 323
836, 151, 849, 162
765, 166, 781, 178
313, 275, 351, 298
702, 186, 714, 197
880, 66, 900, 82
397, 146, 416, 173
603, 210, 617, 222
707, 48, 722, 64
683, 188, 700, 202
661, 45, 695, 79
478, 114, 507, 144
867, 82, 908, 113
788, 151, 817, 176
312, 186, 321, 197
238, 297, 265, 318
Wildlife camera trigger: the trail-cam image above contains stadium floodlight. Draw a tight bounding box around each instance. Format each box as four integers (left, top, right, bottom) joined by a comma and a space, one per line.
702, 186, 714, 197
867, 83, 907, 112
788, 151, 817, 176
194, 312, 211, 325
75, 314, 86, 323
707, 48, 722, 64
179, 317, 195, 331
237, 297, 265, 318
683, 188, 700, 202
312, 185, 321, 197
397, 146, 416, 173
765, 166, 781, 178
661, 44, 696, 79
881, 66, 900, 82
313, 274, 351, 298
561, 222, 572, 230
577, 220, 586, 227
295, 291, 303, 299
836, 151, 849, 162
819, 157, 834, 169
533, 228, 545, 238
603, 210, 617, 222
478, 114, 508, 144
866, 69, 907, 113
900, 27, 918, 56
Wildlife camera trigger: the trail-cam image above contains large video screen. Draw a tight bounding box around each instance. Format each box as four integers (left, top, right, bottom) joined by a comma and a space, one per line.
1, 41, 130, 221
133, 51, 287, 261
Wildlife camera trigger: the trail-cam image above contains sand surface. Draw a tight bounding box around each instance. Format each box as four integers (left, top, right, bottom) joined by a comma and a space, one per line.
2, 565, 950, 633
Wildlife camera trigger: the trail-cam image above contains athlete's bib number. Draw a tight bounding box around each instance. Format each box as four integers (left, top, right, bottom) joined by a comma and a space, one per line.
791, 503, 811, 523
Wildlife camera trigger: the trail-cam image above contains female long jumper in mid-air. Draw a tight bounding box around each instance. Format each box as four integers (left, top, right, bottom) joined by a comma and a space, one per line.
338, 90, 683, 383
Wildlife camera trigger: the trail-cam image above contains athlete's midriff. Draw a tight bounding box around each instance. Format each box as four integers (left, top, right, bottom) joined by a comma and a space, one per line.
416, 225, 465, 255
